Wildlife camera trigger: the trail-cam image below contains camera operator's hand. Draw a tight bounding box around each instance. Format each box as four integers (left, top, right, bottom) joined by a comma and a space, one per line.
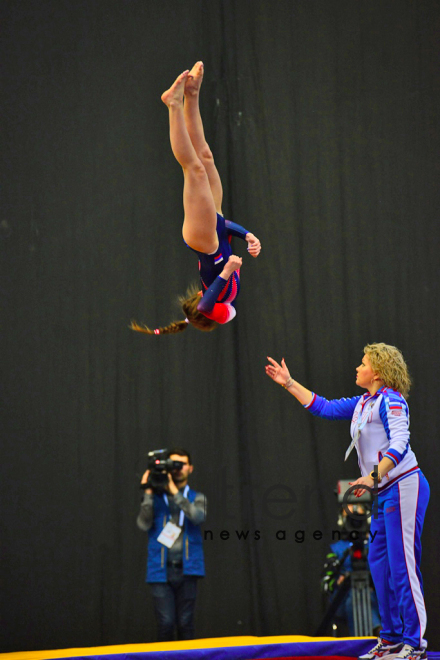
167, 473, 179, 496
141, 469, 153, 495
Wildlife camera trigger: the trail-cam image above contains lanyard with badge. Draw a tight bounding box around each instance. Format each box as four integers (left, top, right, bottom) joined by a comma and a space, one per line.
344, 395, 378, 461
156, 484, 189, 548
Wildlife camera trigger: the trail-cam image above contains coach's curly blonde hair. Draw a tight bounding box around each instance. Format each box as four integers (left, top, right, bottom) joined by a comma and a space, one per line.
130, 284, 218, 336
364, 343, 411, 398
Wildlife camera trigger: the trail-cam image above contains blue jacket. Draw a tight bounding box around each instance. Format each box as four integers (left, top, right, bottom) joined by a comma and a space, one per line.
146, 487, 205, 583
305, 387, 419, 491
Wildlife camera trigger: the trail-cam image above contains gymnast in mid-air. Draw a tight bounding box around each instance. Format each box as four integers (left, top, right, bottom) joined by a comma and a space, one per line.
131, 62, 261, 336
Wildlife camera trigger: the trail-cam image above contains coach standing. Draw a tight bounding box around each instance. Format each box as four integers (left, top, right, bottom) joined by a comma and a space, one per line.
266, 343, 429, 660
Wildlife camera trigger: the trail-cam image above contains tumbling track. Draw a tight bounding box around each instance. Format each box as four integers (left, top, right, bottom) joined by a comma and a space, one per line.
1, 636, 439, 660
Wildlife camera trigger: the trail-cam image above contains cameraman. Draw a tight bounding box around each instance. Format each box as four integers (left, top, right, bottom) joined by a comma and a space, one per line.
137, 448, 207, 641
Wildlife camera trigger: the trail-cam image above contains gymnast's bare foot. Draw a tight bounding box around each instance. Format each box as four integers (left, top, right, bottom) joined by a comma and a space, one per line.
184, 61, 204, 96
161, 70, 189, 107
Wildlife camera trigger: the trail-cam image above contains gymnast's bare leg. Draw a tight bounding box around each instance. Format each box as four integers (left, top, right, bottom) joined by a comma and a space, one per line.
183, 61, 223, 215
161, 70, 218, 255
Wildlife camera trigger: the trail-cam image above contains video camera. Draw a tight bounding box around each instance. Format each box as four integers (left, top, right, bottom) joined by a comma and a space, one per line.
336, 479, 372, 537
321, 479, 374, 593
140, 448, 185, 493
317, 479, 377, 636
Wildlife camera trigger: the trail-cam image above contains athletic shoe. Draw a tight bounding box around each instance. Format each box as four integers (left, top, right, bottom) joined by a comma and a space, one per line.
359, 639, 404, 660
394, 645, 427, 660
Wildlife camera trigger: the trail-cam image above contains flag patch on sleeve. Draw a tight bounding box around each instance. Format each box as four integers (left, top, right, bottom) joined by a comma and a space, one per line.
390, 404, 403, 416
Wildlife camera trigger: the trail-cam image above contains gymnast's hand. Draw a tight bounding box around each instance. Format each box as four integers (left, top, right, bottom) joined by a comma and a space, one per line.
245, 233, 261, 257
221, 254, 242, 279
265, 357, 291, 386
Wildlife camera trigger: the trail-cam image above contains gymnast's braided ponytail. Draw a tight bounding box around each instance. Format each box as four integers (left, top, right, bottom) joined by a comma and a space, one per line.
130, 284, 218, 336
129, 319, 189, 335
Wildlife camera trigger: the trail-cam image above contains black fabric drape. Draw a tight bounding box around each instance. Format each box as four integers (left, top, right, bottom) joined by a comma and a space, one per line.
1, 0, 439, 652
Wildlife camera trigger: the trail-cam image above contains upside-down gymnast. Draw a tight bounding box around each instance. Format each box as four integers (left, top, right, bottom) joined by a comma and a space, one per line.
131, 62, 261, 336
266, 344, 429, 660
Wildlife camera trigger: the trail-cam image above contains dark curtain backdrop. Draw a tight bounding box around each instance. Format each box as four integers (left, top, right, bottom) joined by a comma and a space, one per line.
1, 0, 439, 652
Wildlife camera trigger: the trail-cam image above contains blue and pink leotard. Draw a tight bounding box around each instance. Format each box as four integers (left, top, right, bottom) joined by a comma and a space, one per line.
187, 214, 249, 324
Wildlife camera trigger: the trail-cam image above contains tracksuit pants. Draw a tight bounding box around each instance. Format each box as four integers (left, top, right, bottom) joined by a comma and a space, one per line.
369, 471, 430, 649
